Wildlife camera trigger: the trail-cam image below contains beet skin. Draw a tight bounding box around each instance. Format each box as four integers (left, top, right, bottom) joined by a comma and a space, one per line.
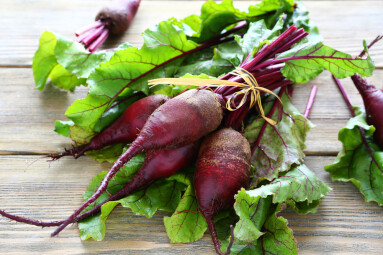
194, 128, 251, 255
352, 74, 383, 148
96, 0, 141, 35
52, 89, 223, 236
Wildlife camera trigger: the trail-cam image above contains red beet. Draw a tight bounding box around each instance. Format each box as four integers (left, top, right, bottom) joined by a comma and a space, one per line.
50, 94, 170, 160
0, 143, 199, 228
114, 143, 200, 197
76, 0, 141, 52
52, 89, 223, 236
194, 128, 251, 255
352, 74, 383, 148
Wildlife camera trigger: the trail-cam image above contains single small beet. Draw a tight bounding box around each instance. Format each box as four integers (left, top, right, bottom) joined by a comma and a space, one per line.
49, 94, 170, 160
351, 74, 383, 148
194, 128, 251, 255
76, 0, 141, 52
52, 89, 223, 236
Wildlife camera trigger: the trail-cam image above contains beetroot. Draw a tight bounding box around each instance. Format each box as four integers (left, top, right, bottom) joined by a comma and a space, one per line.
351, 74, 383, 148
50, 94, 170, 160
194, 128, 251, 255
76, 0, 141, 52
51, 89, 223, 236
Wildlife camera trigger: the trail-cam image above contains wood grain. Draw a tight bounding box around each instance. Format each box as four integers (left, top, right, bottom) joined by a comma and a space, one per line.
1, 68, 382, 155
1, 0, 383, 254
1, 156, 382, 254
0, 1, 382, 66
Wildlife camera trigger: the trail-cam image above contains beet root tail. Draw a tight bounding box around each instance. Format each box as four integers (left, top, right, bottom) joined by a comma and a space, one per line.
204, 213, 226, 255
0, 182, 134, 228
51, 141, 143, 236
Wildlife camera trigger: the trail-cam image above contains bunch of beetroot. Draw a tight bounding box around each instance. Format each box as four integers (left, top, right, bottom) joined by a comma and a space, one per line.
1, 24, 314, 254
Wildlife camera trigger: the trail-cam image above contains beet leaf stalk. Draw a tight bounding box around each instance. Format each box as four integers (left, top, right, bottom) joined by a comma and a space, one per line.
76, 0, 141, 52
304, 85, 318, 118
214, 25, 308, 129
332, 76, 382, 170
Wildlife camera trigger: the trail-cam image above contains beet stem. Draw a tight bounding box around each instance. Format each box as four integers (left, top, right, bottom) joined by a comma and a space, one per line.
88, 29, 110, 52
82, 25, 105, 47
359, 35, 383, 58
332, 75, 382, 172
51, 142, 142, 236
225, 225, 235, 255
304, 85, 318, 118
75, 20, 103, 37
251, 87, 287, 155
332, 76, 355, 117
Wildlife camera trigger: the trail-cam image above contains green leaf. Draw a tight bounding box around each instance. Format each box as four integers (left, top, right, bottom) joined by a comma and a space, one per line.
257, 214, 297, 254
325, 107, 383, 205
279, 41, 375, 84
226, 164, 330, 250
285, 0, 321, 42
93, 94, 143, 133
175, 48, 214, 77
244, 93, 314, 180
54, 120, 74, 138
69, 125, 95, 145
164, 185, 208, 243
78, 200, 119, 241
118, 179, 185, 218
210, 41, 243, 77
88, 20, 199, 98
221, 213, 297, 255
33, 32, 121, 91
287, 199, 322, 214
246, 164, 331, 204
65, 94, 112, 131
49, 64, 86, 92
236, 18, 284, 57
78, 153, 188, 240
233, 191, 272, 243
55, 37, 129, 79
84, 144, 126, 163
194, 0, 294, 43
32, 31, 58, 90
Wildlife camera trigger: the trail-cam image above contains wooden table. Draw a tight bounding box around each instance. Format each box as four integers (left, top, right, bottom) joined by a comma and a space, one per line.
1, 1, 383, 254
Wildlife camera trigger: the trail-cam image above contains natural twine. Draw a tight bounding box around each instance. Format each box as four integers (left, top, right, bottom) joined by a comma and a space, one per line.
148, 68, 282, 126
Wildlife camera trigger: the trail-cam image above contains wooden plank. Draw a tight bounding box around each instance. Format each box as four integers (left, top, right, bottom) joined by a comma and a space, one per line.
0, 1, 382, 66
0, 155, 382, 254
1, 68, 381, 155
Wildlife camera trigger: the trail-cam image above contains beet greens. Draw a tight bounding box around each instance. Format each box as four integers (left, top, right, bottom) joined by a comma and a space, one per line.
325, 36, 383, 206
2, 0, 379, 254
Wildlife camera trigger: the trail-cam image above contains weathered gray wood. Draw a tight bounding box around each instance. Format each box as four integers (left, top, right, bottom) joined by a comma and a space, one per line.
1, 1, 383, 254
1, 156, 382, 254
0, 1, 382, 66
1, 68, 381, 155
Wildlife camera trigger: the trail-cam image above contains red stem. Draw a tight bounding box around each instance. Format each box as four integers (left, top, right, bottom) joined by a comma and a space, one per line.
251, 87, 287, 155
88, 29, 110, 52
332, 75, 382, 172
75, 20, 103, 37
81, 25, 105, 46
332, 76, 355, 117
359, 35, 383, 58
304, 85, 318, 118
